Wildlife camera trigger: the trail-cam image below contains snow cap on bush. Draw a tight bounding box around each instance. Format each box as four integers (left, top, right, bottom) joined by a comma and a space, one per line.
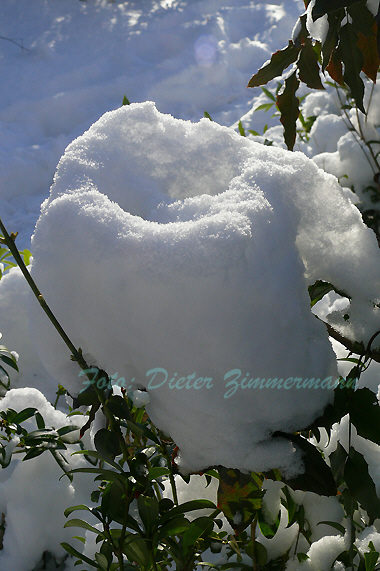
30, 102, 380, 474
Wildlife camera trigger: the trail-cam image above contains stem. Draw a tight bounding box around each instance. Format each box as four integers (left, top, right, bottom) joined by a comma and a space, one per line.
355, 105, 380, 173
314, 315, 380, 364
0, 218, 88, 372
365, 82, 375, 123
251, 517, 258, 571
334, 85, 377, 175
0, 218, 132, 460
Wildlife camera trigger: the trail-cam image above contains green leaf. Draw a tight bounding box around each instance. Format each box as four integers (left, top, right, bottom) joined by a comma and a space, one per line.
281, 486, 298, 527
64, 505, 93, 518
308, 280, 336, 307
204, 111, 213, 121
64, 518, 104, 537
312, 0, 360, 20
297, 38, 325, 90
261, 86, 276, 102
276, 71, 300, 151
123, 535, 152, 568
348, 2, 375, 36
297, 553, 309, 562
122, 95, 130, 106
348, 388, 380, 445
160, 500, 217, 524
23, 447, 46, 461
124, 420, 160, 444
94, 428, 121, 462
57, 425, 80, 438
248, 41, 300, 88
0, 353, 18, 372
344, 447, 380, 519
338, 23, 365, 113
13, 408, 38, 424
71, 449, 123, 471
61, 542, 101, 568
238, 121, 245, 136
105, 395, 132, 421
148, 466, 170, 481
156, 516, 190, 540
258, 512, 280, 538
35, 412, 45, 429
137, 495, 159, 535
365, 549, 380, 571
255, 103, 274, 112
253, 541, 267, 567
317, 520, 346, 535
182, 516, 214, 553
94, 553, 109, 571
329, 442, 348, 485
21, 249, 31, 266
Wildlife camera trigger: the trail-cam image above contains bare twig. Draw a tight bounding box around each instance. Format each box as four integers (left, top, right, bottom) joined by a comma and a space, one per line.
0, 36, 29, 52
315, 314, 380, 363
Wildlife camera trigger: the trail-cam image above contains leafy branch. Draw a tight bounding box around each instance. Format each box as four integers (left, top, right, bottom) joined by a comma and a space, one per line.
248, 0, 380, 150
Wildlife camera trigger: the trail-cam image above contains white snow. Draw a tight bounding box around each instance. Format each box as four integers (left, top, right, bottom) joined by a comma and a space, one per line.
1, 0, 380, 569
0, 388, 93, 571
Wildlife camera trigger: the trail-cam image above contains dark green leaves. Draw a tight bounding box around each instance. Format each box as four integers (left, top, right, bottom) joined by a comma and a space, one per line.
137, 495, 159, 535
248, 0, 379, 149
277, 72, 300, 151
344, 447, 380, 520
312, 0, 362, 20
0, 345, 18, 372
308, 279, 349, 307
338, 24, 365, 113
297, 39, 325, 89
105, 395, 133, 421
248, 41, 300, 88
94, 428, 121, 462
348, 388, 380, 445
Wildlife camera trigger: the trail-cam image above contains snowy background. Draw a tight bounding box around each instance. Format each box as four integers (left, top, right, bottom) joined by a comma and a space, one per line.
2, 0, 380, 570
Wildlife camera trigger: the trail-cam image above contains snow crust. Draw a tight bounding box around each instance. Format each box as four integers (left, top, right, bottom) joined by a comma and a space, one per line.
28, 101, 380, 474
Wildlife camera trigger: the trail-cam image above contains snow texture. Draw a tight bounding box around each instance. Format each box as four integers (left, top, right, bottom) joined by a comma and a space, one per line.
2, 0, 380, 568
29, 101, 380, 474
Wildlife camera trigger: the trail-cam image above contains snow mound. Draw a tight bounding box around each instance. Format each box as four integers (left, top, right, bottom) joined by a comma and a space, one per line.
29, 102, 380, 473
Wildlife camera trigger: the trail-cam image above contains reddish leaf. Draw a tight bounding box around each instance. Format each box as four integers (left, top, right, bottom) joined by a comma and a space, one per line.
358, 26, 380, 82
322, 10, 345, 70
248, 41, 300, 88
295, 14, 310, 47
277, 71, 300, 151
326, 50, 344, 85
297, 38, 325, 89
217, 468, 264, 534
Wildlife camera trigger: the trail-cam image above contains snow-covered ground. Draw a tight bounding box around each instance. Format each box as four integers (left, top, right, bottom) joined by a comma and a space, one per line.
2, 1, 380, 570
0, 0, 303, 249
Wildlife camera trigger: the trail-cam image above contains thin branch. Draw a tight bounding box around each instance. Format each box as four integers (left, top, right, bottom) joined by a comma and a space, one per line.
0, 36, 29, 52
315, 314, 380, 363
0, 218, 87, 370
